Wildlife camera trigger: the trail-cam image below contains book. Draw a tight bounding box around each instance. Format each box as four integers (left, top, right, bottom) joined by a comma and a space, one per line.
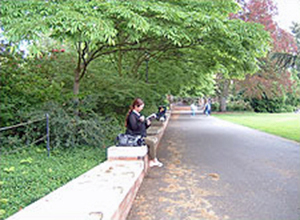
146, 113, 157, 121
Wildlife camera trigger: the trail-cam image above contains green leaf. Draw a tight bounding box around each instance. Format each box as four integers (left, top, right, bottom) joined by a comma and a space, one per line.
20, 157, 33, 164
0, 199, 9, 205
4, 166, 15, 173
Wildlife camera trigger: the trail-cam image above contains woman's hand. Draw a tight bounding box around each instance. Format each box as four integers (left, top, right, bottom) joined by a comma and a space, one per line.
139, 115, 145, 122
146, 119, 151, 126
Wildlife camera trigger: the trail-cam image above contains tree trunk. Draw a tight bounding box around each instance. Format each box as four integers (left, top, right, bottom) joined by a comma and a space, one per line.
73, 67, 81, 115
73, 68, 80, 98
218, 79, 230, 112
220, 96, 227, 112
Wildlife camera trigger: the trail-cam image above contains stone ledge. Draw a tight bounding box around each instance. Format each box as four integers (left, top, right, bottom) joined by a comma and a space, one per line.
7, 112, 171, 220
6, 160, 145, 220
107, 146, 149, 173
151, 121, 165, 127
147, 126, 163, 135
107, 145, 148, 160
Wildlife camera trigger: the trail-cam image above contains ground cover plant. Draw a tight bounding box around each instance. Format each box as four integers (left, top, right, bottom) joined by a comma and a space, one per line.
0, 146, 106, 219
214, 112, 300, 142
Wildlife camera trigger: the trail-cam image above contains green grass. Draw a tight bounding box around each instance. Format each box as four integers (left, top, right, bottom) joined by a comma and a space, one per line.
0, 146, 106, 219
214, 112, 300, 142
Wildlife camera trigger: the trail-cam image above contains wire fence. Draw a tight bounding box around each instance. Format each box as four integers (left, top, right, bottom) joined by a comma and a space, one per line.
0, 112, 111, 219
0, 113, 50, 157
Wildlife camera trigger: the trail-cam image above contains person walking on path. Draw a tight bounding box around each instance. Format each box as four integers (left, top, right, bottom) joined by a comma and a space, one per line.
190, 103, 197, 116
125, 98, 163, 167
204, 99, 211, 116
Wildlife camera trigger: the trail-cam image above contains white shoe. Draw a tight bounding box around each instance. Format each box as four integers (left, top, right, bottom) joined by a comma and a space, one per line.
156, 161, 163, 167
149, 160, 155, 167
149, 159, 163, 167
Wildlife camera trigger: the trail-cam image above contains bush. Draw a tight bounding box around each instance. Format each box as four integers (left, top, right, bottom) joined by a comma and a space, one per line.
227, 100, 254, 112
29, 102, 122, 149
0, 51, 65, 127
80, 74, 163, 120
211, 102, 220, 111
249, 97, 297, 113
280, 105, 296, 113
0, 102, 122, 154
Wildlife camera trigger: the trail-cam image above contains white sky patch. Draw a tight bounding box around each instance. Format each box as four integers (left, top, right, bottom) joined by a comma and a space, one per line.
273, 0, 300, 32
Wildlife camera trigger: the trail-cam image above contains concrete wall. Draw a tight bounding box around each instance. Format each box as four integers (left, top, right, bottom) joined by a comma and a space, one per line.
6, 113, 170, 220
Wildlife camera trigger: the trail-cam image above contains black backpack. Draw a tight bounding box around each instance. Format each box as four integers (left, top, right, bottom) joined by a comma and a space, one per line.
115, 134, 145, 146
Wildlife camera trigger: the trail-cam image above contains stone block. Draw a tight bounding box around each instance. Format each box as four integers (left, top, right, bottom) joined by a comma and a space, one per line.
151, 121, 165, 127
147, 127, 163, 136
6, 161, 145, 220
107, 145, 148, 161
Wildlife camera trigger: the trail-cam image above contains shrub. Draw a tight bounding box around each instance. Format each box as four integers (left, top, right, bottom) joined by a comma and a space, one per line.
211, 102, 220, 111
28, 102, 122, 149
280, 105, 296, 113
0, 102, 122, 154
0, 50, 65, 127
249, 97, 297, 113
227, 100, 254, 112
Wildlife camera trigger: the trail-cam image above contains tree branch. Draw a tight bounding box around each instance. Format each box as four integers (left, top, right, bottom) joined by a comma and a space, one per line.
77, 39, 202, 81
78, 42, 89, 81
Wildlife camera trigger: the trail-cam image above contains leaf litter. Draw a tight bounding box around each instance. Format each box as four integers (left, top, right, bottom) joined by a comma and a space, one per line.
128, 127, 227, 220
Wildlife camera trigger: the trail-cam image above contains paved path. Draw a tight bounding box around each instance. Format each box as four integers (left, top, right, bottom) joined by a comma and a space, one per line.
127, 114, 300, 220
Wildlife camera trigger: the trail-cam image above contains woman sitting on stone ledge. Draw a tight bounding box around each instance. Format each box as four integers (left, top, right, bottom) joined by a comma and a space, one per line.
125, 98, 163, 167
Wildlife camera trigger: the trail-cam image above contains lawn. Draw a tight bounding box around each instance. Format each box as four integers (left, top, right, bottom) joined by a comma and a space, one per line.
214, 112, 300, 142
0, 146, 106, 219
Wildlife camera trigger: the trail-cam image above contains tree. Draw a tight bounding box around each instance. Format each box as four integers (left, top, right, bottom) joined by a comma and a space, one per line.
1, 0, 270, 106
230, 0, 299, 112
271, 22, 300, 74
0, 42, 67, 126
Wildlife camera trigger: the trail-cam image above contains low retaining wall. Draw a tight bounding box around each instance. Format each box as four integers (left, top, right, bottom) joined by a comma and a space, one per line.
7, 112, 170, 220
171, 105, 203, 115
7, 161, 145, 220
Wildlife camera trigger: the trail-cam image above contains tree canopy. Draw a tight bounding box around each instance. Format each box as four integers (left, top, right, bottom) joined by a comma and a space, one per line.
1, 0, 270, 99
232, 0, 298, 99
214, 0, 300, 113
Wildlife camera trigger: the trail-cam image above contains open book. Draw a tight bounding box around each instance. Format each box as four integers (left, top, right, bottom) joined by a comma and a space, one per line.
146, 113, 157, 121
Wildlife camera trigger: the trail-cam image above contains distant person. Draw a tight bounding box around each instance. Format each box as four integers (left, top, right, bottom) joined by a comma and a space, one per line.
204, 99, 211, 116
125, 98, 163, 167
190, 103, 197, 116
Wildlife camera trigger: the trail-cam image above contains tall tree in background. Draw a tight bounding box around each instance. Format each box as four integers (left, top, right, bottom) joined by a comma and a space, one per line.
272, 22, 300, 74
232, 0, 298, 102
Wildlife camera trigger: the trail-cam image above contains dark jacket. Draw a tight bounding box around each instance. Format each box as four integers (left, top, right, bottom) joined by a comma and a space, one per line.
126, 111, 150, 137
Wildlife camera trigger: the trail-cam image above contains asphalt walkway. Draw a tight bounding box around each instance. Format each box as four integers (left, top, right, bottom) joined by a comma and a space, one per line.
127, 114, 300, 220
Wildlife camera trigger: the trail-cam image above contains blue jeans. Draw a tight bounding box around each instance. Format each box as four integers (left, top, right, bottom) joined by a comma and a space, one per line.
191, 109, 195, 116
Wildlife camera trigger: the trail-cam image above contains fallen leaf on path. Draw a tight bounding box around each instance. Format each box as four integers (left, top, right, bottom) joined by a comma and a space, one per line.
164, 207, 176, 216
201, 208, 219, 220
208, 173, 220, 181
159, 183, 186, 193
174, 159, 181, 165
